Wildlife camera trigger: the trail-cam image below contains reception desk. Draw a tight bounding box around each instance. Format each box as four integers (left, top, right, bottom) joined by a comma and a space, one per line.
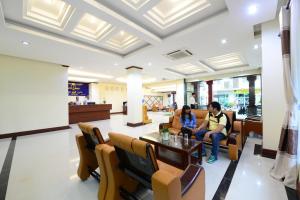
69, 104, 112, 124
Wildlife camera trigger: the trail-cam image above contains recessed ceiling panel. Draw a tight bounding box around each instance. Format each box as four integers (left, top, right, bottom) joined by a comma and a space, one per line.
166, 63, 206, 75
205, 53, 246, 69
23, 0, 74, 30
72, 13, 115, 42
105, 30, 141, 50
121, 0, 150, 10
144, 0, 211, 29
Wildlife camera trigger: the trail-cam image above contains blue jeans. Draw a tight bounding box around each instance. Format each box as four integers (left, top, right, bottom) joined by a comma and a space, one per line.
195, 129, 226, 158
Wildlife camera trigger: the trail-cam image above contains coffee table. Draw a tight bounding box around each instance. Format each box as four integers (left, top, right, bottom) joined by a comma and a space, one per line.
139, 132, 202, 170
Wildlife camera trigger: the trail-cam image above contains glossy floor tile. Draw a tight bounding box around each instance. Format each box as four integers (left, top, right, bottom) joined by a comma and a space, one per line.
225, 137, 288, 200
2, 112, 288, 200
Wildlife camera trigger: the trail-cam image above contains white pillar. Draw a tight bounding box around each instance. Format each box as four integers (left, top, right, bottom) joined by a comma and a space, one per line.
126, 66, 143, 126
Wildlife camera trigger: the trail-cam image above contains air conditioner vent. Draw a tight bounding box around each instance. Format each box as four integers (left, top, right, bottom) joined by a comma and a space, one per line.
165, 49, 193, 60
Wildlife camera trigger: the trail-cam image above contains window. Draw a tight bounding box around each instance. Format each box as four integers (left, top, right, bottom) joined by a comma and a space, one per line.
198, 81, 208, 110
212, 75, 261, 118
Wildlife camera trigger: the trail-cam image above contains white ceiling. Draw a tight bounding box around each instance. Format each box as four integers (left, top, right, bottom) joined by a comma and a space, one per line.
0, 0, 278, 83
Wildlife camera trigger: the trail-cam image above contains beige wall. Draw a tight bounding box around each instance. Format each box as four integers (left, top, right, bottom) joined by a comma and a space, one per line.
89, 80, 185, 113
0, 54, 68, 134
261, 19, 286, 150
97, 83, 127, 113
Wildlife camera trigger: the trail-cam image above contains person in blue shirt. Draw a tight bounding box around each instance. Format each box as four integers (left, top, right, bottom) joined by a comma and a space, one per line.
180, 105, 196, 137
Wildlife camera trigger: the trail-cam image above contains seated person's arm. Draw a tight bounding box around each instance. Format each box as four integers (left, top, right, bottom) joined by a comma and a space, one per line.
189, 114, 197, 131
196, 113, 209, 131
197, 120, 208, 131
204, 116, 227, 139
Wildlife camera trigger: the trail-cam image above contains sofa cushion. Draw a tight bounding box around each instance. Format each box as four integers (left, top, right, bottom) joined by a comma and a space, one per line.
172, 115, 182, 130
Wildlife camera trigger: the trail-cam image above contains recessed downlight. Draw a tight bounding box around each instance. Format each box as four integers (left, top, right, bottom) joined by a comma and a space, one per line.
253, 44, 259, 50
148, 62, 152, 66
221, 39, 227, 44
248, 4, 257, 15
22, 41, 30, 46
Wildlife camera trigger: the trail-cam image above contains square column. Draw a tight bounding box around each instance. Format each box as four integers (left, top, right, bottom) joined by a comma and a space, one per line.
126, 66, 143, 127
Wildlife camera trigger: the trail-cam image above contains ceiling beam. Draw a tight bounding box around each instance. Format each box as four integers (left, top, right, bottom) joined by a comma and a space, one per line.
198, 61, 215, 72
65, 0, 161, 45
5, 19, 122, 58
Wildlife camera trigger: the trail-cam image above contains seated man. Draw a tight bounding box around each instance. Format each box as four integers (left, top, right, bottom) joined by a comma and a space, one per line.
195, 102, 227, 164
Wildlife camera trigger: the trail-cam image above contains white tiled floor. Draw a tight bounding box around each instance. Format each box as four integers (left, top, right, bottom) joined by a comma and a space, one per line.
226, 138, 288, 200
0, 138, 11, 168
1, 112, 288, 200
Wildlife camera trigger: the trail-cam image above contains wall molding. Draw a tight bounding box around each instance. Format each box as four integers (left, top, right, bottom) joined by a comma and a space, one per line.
0, 126, 70, 139
261, 148, 277, 159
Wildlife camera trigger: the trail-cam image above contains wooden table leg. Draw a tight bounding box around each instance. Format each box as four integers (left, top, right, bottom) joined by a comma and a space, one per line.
198, 143, 202, 165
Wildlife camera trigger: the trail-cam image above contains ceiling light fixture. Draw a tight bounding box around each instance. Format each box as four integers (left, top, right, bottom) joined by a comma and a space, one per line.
22, 41, 30, 46
44, 0, 54, 4
89, 16, 96, 24
68, 69, 113, 79
68, 76, 98, 83
148, 62, 152, 66
221, 39, 227, 44
248, 4, 257, 15
143, 78, 156, 83
114, 63, 119, 66
253, 44, 259, 50
120, 30, 125, 36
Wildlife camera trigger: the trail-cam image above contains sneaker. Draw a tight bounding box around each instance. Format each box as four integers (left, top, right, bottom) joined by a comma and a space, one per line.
207, 155, 217, 164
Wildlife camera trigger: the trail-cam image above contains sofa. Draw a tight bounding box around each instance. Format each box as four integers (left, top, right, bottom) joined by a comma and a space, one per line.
159, 109, 242, 160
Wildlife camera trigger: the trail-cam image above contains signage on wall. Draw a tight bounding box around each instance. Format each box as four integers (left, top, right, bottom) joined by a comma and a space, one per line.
68, 82, 89, 96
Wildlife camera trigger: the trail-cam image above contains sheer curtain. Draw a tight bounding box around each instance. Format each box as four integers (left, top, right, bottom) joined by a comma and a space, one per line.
270, 0, 300, 189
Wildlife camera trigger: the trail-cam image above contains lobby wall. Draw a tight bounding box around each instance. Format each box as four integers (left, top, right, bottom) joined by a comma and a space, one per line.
261, 19, 287, 150
0, 54, 68, 134
97, 83, 127, 113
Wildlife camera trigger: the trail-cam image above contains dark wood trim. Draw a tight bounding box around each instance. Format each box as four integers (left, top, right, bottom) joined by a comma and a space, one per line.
0, 126, 70, 139
69, 104, 112, 124
61, 65, 69, 68
126, 122, 144, 127
111, 112, 123, 115
125, 66, 143, 70
206, 80, 213, 104
180, 165, 203, 195
261, 148, 277, 159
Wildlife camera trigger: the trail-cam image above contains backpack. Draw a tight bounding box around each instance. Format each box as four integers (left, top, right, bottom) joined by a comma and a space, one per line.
208, 112, 231, 133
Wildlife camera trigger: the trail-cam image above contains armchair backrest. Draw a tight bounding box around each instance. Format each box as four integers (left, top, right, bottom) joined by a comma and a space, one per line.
109, 133, 159, 189
78, 123, 105, 150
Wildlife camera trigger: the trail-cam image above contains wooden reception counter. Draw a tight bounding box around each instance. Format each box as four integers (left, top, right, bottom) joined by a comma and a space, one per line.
69, 104, 112, 124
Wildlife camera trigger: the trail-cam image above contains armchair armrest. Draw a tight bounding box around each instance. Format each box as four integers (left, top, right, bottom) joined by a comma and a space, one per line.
152, 164, 205, 200
233, 121, 242, 132
227, 132, 239, 145
180, 164, 204, 196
